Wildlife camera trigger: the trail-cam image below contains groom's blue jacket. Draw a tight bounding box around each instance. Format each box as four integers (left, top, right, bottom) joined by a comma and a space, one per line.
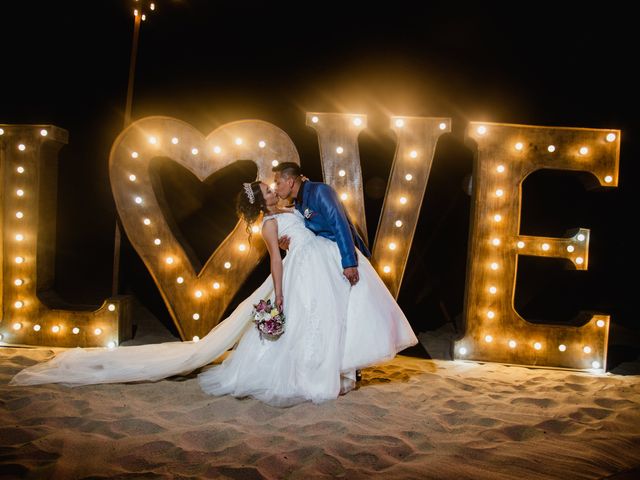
294, 180, 371, 269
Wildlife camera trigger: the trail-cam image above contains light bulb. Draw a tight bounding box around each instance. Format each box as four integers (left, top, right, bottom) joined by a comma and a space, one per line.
238, 244, 247, 251
131, 151, 139, 159
154, 238, 161, 245
16, 189, 24, 196
495, 189, 504, 197
559, 344, 567, 352
567, 245, 574, 252
458, 347, 467, 355
547, 145, 556, 153
490, 262, 499, 270
487, 310, 495, 319
14, 301, 24, 308
171, 137, 179, 144
395, 220, 403, 227
13, 322, 22, 330
177, 276, 184, 284
16, 211, 24, 219
108, 304, 116, 312
193, 336, 200, 342
213, 282, 220, 289
492, 238, 501, 246
534, 342, 542, 350
129, 174, 136, 182
33, 324, 41, 331
148, 136, 157, 145
409, 150, 418, 158
606, 133, 616, 142
338, 169, 346, 177
604, 175, 613, 183
14, 279, 23, 286
496, 164, 505, 173
272, 160, 279, 167
395, 119, 405, 128
336, 146, 344, 154
213, 146, 222, 154
579, 146, 589, 155
165, 257, 174, 264
52, 325, 60, 333
592, 361, 601, 369
193, 313, 200, 320
224, 262, 231, 269
476, 125, 487, 135
399, 196, 407, 204
340, 193, 348, 200
508, 340, 517, 348
191, 148, 199, 155
596, 319, 605, 327
485, 335, 493, 343
583, 346, 591, 354
383, 265, 391, 273
575, 257, 584, 265
134, 196, 143, 204
541, 243, 550, 251
577, 233, 586, 241
15, 233, 24, 241
94, 328, 102, 335
353, 117, 363, 126
195, 290, 203, 298
514, 142, 524, 151
15, 256, 25, 263
235, 138, 243, 145
72, 327, 80, 334
17, 166, 25, 173
18, 144, 26, 151
439, 122, 447, 130
251, 225, 260, 233
493, 214, 502, 222
0, 128, 4, 135
144, 218, 151, 225
517, 241, 525, 249
489, 286, 497, 294
388, 242, 397, 250
405, 174, 413, 181
258, 140, 266, 148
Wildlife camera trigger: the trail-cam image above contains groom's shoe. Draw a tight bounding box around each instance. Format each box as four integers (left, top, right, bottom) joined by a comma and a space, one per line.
355, 369, 362, 382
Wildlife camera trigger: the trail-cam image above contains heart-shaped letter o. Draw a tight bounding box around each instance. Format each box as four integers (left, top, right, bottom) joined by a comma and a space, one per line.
109, 116, 300, 340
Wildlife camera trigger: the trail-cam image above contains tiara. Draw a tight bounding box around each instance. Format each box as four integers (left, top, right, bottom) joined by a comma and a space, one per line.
243, 182, 255, 204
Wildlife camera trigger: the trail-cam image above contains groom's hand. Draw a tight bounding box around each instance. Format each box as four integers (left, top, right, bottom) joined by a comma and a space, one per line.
278, 235, 290, 251
343, 267, 359, 285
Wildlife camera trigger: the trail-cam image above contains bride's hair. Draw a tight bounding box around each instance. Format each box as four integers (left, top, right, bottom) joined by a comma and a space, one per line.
236, 181, 267, 245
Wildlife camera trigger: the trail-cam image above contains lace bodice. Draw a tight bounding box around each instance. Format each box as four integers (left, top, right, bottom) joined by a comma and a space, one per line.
261, 208, 316, 251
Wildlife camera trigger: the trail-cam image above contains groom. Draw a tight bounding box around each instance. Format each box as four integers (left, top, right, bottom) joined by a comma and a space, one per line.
272, 162, 371, 382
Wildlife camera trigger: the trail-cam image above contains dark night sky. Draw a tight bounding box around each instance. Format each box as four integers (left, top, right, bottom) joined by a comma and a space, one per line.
2, 2, 637, 364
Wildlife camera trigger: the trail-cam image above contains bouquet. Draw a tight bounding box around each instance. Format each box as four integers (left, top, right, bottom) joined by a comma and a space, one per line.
251, 298, 286, 340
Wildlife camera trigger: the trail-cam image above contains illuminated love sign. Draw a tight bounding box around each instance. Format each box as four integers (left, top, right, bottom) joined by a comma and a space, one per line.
0, 116, 621, 375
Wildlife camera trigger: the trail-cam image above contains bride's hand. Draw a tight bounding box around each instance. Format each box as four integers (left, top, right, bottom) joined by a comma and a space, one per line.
275, 294, 284, 311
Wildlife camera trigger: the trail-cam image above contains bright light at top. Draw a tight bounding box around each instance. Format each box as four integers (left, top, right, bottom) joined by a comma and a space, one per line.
311, 116, 319, 123
258, 140, 266, 148
476, 125, 487, 135
439, 122, 447, 130
604, 175, 613, 183
496, 165, 505, 173
409, 150, 418, 158
171, 137, 179, 144
606, 133, 616, 142
577, 233, 586, 242
18, 144, 26, 151
395, 119, 405, 128
547, 145, 556, 153
353, 117, 362, 126
338, 169, 346, 177
235, 138, 243, 145
40, 129, 48, 137
148, 136, 157, 145
579, 146, 589, 155
336, 146, 344, 154
514, 142, 524, 151
213, 146, 222, 154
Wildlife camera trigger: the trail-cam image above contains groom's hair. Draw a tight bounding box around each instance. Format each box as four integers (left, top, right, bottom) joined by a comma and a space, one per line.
272, 162, 302, 179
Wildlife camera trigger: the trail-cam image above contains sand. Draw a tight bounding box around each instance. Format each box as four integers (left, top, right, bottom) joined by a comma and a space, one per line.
2, 344, 639, 479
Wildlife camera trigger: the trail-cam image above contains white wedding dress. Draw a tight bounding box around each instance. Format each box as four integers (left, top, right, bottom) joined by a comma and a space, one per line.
10, 208, 419, 407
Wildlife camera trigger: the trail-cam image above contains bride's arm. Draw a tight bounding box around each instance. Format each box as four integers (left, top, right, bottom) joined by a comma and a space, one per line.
261, 218, 284, 309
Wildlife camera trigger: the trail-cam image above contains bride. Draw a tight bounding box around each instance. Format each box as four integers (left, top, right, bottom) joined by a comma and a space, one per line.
10, 181, 419, 407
